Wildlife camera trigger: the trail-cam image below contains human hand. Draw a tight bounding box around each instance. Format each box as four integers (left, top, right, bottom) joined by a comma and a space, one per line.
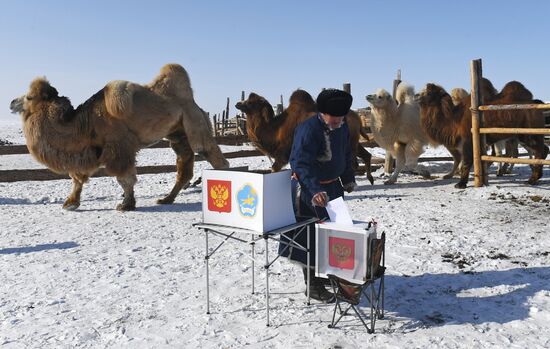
343, 181, 357, 193
311, 191, 328, 207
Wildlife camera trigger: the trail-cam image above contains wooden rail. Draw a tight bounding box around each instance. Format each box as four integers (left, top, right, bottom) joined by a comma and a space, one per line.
479, 128, 550, 135
0, 149, 263, 182
479, 104, 550, 111
0, 135, 250, 156
482, 156, 550, 166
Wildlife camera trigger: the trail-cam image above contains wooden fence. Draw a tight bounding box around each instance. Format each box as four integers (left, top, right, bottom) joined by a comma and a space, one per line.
470, 59, 550, 187
0, 135, 460, 183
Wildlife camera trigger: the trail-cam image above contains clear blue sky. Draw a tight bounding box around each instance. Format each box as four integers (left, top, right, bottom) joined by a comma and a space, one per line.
1, 0, 548, 121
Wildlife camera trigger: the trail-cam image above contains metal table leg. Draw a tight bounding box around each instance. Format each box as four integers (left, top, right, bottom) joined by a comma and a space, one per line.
265, 235, 270, 326
307, 224, 311, 306
205, 229, 210, 314
251, 233, 255, 295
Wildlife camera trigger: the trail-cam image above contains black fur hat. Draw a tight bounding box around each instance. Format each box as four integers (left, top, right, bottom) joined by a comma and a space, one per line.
316, 89, 353, 117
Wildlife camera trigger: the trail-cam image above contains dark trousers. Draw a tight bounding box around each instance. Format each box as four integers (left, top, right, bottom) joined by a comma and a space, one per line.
277, 179, 344, 266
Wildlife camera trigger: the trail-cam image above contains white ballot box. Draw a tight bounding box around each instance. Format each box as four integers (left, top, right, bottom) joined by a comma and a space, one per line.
316, 221, 378, 284
202, 169, 296, 232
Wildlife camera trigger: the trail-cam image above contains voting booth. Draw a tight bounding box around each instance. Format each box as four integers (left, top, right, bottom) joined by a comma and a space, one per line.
197, 168, 315, 326
202, 168, 296, 232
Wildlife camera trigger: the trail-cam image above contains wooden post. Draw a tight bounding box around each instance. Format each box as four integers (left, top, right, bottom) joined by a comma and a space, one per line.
225, 97, 230, 124
239, 91, 246, 135
222, 110, 226, 136
206, 112, 212, 135
392, 69, 402, 102
343, 83, 351, 94
224, 97, 230, 135
470, 59, 487, 187
385, 69, 401, 174
213, 114, 218, 136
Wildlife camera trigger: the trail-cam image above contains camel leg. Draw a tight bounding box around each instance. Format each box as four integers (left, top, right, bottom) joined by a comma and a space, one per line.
116, 169, 137, 211
519, 135, 547, 185
158, 137, 195, 204
63, 173, 89, 210
443, 147, 462, 179
271, 159, 286, 172
405, 142, 430, 179
384, 144, 405, 185
455, 141, 473, 189
494, 141, 507, 176
181, 102, 229, 170
504, 138, 519, 174
198, 145, 229, 170
357, 146, 374, 185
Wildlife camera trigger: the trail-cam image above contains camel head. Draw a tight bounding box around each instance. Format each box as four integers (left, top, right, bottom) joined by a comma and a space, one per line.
10, 95, 25, 114
415, 83, 451, 107
450, 88, 469, 106
448, 80, 499, 105
10, 77, 74, 122
365, 89, 393, 108
235, 92, 274, 123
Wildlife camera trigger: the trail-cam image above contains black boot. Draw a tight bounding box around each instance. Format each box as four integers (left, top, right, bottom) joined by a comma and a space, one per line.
302, 267, 335, 303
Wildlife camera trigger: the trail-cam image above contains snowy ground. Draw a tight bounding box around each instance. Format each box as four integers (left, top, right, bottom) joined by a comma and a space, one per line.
1, 120, 550, 348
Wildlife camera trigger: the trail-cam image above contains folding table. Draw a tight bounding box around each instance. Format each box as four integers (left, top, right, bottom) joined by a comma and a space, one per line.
194, 216, 317, 326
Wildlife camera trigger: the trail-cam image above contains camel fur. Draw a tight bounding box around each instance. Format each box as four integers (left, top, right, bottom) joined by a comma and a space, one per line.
10, 64, 229, 210
365, 83, 431, 184
416, 79, 548, 188
235, 89, 374, 184
451, 86, 522, 177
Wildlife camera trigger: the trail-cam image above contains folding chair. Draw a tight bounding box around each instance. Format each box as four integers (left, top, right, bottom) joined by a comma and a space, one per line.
327, 232, 385, 333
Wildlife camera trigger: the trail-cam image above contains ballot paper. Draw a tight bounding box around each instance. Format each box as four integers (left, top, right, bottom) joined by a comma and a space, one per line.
325, 196, 353, 226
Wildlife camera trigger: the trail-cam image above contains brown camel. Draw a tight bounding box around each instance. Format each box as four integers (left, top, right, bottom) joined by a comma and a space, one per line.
235, 89, 374, 184
416, 79, 548, 188
10, 64, 229, 210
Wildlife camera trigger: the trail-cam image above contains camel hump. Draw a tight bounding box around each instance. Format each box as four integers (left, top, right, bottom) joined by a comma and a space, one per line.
289, 89, 315, 104
28, 77, 59, 101
289, 89, 316, 113
500, 81, 533, 101
159, 63, 188, 77
396, 82, 415, 104
104, 80, 136, 117
147, 63, 193, 101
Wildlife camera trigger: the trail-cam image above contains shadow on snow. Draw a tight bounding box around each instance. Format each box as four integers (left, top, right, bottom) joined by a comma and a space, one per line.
377, 266, 550, 330
0, 241, 79, 255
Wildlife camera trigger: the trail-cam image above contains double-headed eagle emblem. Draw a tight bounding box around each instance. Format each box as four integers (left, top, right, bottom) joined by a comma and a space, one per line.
210, 184, 229, 208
